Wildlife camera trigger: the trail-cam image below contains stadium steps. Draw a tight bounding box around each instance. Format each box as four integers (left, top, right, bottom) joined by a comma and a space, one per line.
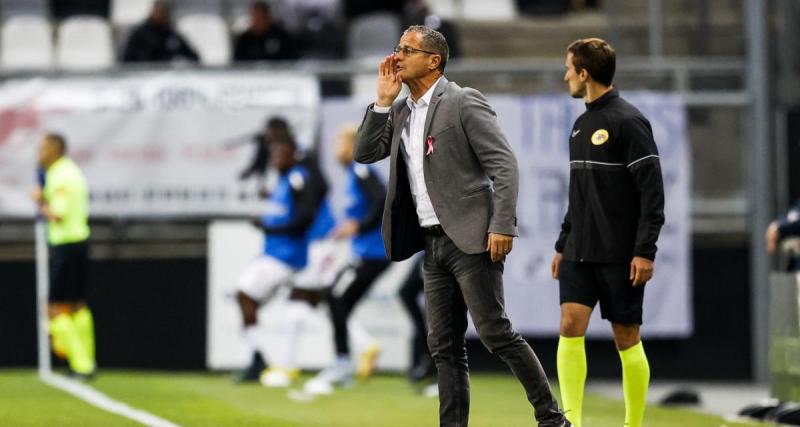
457, 8, 743, 59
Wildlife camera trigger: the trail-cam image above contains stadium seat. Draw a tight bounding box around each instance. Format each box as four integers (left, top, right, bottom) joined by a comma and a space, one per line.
56, 16, 115, 70
0, 15, 53, 70
110, 0, 155, 27
0, 0, 47, 17
461, 0, 517, 20
176, 14, 231, 66
347, 12, 401, 59
226, 0, 251, 34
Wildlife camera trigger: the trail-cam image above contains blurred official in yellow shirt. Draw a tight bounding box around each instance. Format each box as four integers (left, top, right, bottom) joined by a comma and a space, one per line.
32, 133, 96, 378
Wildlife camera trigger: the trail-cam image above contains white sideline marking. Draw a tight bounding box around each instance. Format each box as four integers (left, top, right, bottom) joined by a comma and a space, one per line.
40, 372, 182, 427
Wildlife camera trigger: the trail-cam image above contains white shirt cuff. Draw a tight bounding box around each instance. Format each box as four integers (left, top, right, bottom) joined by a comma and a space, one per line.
372, 104, 391, 114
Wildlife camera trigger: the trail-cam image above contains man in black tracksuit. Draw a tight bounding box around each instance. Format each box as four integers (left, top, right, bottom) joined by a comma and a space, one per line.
550, 38, 665, 427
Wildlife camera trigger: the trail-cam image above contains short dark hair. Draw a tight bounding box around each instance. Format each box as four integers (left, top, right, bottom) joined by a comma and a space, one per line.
567, 38, 616, 87
404, 25, 449, 73
251, 1, 269, 14
266, 116, 289, 130
44, 133, 67, 155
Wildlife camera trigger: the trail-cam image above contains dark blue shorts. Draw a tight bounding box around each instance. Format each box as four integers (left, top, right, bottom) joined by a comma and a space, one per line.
48, 241, 89, 303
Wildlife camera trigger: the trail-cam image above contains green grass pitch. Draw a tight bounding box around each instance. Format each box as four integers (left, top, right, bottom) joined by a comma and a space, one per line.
0, 370, 765, 426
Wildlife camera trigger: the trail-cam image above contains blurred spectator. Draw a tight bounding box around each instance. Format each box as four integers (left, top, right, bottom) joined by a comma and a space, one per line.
279, 0, 342, 34
516, 0, 569, 15
403, 0, 461, 59
50, 0, 110, 19
279, 0, 345, 59
234, 1, 297, 61
344, 0, 404, 20
121, 1, 199, 63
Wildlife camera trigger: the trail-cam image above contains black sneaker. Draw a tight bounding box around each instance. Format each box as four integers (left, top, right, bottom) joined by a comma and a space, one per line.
232, 352, 267, 383
67, 367, 97, 382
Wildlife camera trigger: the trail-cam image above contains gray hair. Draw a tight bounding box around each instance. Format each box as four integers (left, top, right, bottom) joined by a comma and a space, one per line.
403, 25, 449, 73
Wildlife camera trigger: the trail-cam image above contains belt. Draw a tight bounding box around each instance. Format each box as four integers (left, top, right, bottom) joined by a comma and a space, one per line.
422, 224, 446, 236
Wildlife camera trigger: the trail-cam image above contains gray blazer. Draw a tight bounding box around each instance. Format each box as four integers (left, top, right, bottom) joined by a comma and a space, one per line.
354, 77, 519, 261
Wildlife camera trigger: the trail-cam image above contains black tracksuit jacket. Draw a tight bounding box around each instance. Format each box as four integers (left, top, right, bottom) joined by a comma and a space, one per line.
555, 88, 665, 263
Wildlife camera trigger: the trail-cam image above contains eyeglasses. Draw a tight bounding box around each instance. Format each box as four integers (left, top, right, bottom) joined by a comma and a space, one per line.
393, 45, 438, 56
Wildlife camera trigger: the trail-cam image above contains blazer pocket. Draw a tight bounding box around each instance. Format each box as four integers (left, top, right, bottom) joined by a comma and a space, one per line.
461, 184, 490, 198
432, 123, 456, 138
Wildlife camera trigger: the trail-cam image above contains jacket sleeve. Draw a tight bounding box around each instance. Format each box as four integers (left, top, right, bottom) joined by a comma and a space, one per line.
622, 115, 665, 260
121, 27, 145, 62
354, 104, 394, 164
353, 166, 387, 231
554, 206, 571, 253
459, 87, 519, 237
233, 33, 246, 61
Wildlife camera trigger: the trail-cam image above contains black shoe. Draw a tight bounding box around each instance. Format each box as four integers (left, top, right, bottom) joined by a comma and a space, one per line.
67, 367, 97, 382
232, 352, 267, 383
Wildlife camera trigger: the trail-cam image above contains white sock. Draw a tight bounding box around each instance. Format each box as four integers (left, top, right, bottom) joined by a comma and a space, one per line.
335, 354, 351, 366
348, 318, 375, 355
273, 300, 312, 370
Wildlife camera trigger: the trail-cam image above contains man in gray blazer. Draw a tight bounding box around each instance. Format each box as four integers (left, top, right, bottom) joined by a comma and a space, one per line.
354, 25, 567, 427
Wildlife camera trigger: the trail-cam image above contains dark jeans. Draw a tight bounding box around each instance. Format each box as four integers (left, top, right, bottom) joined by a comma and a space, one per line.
423, 233, 564, 427
329, 258, 390, 355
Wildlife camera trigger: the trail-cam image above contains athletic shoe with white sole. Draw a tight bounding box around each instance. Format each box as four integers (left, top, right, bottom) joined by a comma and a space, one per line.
260, 367, 299, 388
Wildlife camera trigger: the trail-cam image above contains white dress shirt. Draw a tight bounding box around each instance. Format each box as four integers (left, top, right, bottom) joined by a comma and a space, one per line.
374, 77, 442, 226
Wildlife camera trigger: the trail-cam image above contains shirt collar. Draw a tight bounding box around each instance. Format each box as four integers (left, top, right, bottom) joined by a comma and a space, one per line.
407, 76, 442, 109
585, 86, 619, 111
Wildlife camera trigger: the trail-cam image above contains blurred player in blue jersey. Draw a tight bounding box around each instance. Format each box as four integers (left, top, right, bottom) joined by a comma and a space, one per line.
233, 136, 323, 385
304, 125, 390, 394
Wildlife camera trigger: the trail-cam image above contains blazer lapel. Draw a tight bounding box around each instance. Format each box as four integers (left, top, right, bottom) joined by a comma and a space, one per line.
392, 102, 411, 160
422, 77, 449, 142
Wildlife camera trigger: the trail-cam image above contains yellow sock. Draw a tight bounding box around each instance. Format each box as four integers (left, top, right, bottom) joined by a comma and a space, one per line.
72, 307, 96, 369
619, 341, 649, 427
557, 336, 586, 427
50, 313, 93, 374
48, 318, 69, 359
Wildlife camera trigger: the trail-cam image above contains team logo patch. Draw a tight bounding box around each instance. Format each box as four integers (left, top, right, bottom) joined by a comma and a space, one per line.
591, 129, 609, 145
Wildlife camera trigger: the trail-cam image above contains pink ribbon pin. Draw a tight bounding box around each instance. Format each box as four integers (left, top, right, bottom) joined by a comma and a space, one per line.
426, 135, 435, 155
